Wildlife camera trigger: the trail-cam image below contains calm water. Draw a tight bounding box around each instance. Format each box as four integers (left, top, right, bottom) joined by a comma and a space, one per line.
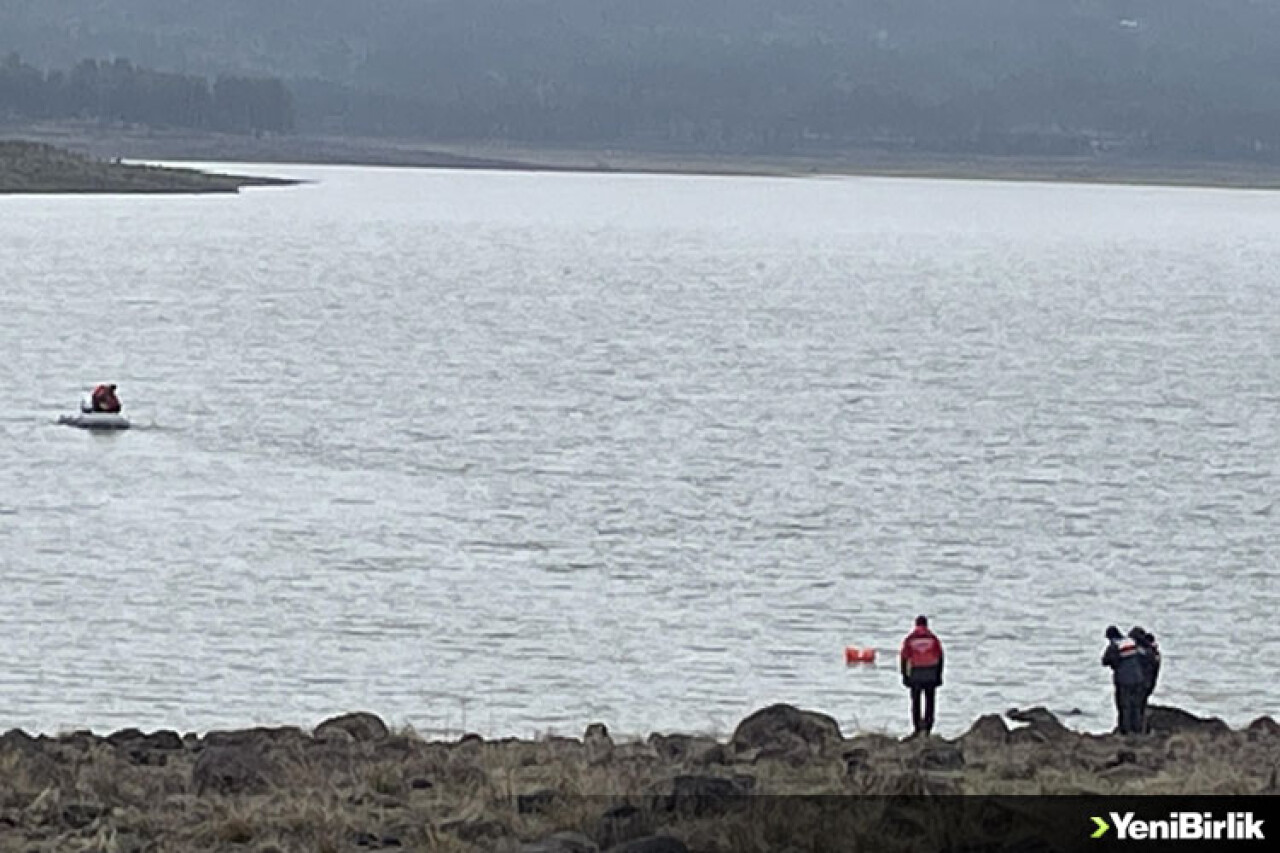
1, 165, 1277, 739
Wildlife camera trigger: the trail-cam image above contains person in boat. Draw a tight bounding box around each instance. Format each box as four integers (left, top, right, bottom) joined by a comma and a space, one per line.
1102, 625, 1150, 735
83, 383, 122, 414
900, 614, 944, 738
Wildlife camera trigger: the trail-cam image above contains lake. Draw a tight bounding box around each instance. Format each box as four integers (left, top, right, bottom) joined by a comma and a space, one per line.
1, 164, 1277, 738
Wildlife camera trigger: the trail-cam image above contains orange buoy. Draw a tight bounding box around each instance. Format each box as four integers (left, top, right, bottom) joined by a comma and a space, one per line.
845, 646, 876, 665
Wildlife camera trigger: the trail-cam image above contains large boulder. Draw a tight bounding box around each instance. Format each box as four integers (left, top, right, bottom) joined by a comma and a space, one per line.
203, 726, 309, 750
1146, 706, 1231, 738
1246, 716, 1280, 742
1005, 707, 1071, 743
961, 714, 1010, 746
315, 712, 390, 743
729, 704, 842, 757
192, 745, 275, 795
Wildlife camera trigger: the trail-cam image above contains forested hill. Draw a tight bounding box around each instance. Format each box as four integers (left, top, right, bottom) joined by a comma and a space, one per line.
4, 0, 1280, 160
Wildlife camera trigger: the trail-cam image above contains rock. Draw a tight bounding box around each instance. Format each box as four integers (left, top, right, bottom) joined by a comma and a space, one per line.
108, 729, 184, 753
914, 743, 965, 771
516, 789, 560, 815
961, 714, 1010, 745
316, 712, 389, 743
1106, 750, 1138, 767
1146, 706, 1231, 738
55, 730, 100, 751
0, 729, 37, 752
203, 726, 309, 750
106, 728, 146, 747
842, 748, 870, 775
409, 777, 433, 790
729, 704, 842, 756
663, 774, 753, 816
192, 746, 272, 795
647, 734, 723, 765
596, 803, 652, 849
603, 837, 688, 853
518, 831, 599, 853
1006, 707, 1063, 728
1006, 707, 1071, 743
145, 730, 184, 751
61, 801, 104, 829
585, 724, 614, 765
1246, 716, 1280, 741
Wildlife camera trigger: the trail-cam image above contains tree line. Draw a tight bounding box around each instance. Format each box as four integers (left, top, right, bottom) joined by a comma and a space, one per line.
0, 54, 294, 134
9, 0, 1280, 164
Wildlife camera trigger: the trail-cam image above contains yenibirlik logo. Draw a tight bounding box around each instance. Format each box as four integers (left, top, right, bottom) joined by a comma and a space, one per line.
1091, 812, 1265, 842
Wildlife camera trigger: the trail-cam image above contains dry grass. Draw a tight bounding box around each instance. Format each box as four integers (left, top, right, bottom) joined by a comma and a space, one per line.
0, 707, 1274, 853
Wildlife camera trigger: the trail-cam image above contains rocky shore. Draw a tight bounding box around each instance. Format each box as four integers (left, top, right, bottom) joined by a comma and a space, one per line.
0, 140, 297, 194
0, 703, 1275, 852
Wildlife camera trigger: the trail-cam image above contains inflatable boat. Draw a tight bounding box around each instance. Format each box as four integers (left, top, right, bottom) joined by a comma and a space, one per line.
58, 412, 131, 431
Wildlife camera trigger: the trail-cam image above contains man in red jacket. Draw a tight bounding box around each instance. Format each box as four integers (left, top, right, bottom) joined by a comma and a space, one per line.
900, 615, 945, 737
86, 383, 122, 413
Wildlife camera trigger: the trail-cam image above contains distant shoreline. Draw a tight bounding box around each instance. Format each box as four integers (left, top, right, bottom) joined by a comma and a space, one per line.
0, 138, 301, 195
8, 121, 1280, 191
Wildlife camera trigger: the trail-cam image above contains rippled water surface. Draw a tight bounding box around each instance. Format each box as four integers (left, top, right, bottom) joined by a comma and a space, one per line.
1, 165, 1277, 737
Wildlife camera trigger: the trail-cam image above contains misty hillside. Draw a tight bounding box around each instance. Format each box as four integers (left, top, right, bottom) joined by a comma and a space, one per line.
5, 1, 1280, 159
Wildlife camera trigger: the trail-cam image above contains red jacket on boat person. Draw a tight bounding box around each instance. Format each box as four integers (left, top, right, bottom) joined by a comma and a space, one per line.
89, 383, 122, 413
900, 619, 944, 687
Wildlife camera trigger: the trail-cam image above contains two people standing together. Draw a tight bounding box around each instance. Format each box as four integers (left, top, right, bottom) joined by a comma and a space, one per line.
1102, 625, 1161, 734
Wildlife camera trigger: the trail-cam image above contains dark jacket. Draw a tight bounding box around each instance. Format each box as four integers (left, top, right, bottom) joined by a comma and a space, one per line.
1131, 629, 1161, 694
1102, 637, 1148, 687
901, 626, 944, 688
90, 385, 121, 413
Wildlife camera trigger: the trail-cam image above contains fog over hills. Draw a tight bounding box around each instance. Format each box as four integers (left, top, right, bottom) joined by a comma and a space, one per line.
4, 1, 1280, 159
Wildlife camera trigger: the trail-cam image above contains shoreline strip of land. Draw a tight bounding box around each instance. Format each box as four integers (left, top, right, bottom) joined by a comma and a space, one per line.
0, 139, 300, 194
1, 702, 1275, 852
10, 122, 1280, 191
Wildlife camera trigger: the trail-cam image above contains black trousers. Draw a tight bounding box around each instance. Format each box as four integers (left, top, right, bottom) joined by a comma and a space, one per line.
910, 685, 937, 734
1115, 683, 1146, 734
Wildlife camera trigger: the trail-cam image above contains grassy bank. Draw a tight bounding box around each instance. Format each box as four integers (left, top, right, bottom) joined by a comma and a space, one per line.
1, 703, 1274, 852
0, 140, 299, 194
9, 121, 1280, 189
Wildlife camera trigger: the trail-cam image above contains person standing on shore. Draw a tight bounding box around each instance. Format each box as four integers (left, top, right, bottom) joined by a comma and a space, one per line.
1102, 625, 1149, 734
1129, 626, 1161, 728
900, 615, 944, 738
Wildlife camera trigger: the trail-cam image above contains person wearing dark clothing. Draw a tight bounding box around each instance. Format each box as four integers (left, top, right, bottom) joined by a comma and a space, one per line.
84, 383, 122, 413
1103, 625, 1149, 734
1129, 626, 1161, 725
900, 615, 944, 737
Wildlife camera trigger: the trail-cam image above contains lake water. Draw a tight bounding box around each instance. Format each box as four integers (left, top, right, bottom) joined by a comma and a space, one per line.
1, 164, 1277, 739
